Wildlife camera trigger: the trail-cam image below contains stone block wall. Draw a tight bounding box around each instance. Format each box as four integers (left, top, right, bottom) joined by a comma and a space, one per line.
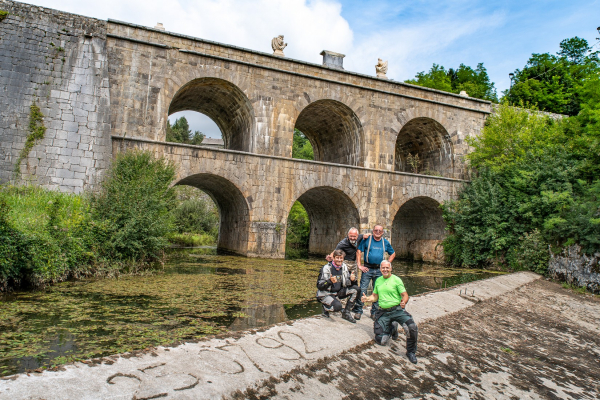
0, 0, 111, 192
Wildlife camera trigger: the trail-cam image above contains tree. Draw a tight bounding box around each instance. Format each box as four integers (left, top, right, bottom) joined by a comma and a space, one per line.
166, 117, 205, 145
405, 63, 498, 102
292, 129, 314, 160
504, 37, 599, 116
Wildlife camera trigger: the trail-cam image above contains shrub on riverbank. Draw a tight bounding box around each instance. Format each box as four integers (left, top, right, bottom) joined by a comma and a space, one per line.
89, 150, 176, 262
0, 185, 92, 290
442, 103, 600, 271
0, 151, 177, 290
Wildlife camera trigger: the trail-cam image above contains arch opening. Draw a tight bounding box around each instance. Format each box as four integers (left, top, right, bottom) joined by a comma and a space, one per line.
391, 196, 446, 263
394, 117, 453, 177
176, 173, 250, 255
294, 100, 363, 166
168, 78, 254, 152
289, 187, 360, 256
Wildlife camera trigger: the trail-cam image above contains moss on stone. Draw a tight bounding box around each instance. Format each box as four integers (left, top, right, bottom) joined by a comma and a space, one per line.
0, 10, 8, 22
14, 103, 46, 177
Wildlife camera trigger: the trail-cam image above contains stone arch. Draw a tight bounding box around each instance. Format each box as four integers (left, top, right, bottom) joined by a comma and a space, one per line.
391, 196, 446, 263
290, 186, 360, 255
168, 78, 255, 152
294, 100, 364, 166
394, 117, 454, 177
175, 173, 250, 255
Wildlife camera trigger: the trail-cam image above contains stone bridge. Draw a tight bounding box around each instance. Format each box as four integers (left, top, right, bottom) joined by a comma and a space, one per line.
114, 136, 464, 259
0, 0, 494, 259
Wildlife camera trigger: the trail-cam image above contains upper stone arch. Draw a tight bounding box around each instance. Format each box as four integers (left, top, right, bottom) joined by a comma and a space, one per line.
168, 77, 255, 152
394, 117, 454, 177
294, 99, 364, 166
175, 172, 251, 256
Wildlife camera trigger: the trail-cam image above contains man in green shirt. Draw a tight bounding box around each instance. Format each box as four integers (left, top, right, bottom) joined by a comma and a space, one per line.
361, 260, 419, 364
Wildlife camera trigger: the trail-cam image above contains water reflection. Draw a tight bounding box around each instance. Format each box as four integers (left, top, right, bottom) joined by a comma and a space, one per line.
0, 249, 503, 376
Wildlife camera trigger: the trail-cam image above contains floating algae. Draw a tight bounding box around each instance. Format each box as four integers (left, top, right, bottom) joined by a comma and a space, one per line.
0, 250, 501, 376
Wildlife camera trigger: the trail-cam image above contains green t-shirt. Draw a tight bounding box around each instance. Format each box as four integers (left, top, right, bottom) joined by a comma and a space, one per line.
373, 274, 407, 309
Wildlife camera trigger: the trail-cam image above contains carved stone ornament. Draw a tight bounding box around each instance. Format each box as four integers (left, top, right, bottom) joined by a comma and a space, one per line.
271, 35, 287, 57
375, 58, 388, 78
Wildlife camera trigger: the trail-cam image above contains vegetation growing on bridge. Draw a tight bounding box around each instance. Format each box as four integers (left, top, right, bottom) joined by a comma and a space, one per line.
0, 10, 8, 22
13, 103, 46, 178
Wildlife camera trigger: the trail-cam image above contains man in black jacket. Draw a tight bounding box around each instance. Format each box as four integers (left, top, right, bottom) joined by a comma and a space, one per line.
317, 249, 359, 323
326, 227, 367, 319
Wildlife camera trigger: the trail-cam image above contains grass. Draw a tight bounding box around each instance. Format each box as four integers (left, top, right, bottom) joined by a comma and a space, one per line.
561, 282, 590, 295
167, 232, 216, 247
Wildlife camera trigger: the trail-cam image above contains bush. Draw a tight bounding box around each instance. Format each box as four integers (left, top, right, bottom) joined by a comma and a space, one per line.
286, 201, 310, 258
171, 186, 219, 236
0, 185, 92, 289
442, 103, 600, 272
89, 150, 176, 262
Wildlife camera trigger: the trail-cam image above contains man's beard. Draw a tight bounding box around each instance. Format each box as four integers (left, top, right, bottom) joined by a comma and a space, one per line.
349, 239, 357, 245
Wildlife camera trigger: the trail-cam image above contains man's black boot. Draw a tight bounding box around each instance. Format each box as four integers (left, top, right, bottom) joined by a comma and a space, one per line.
353, 313, 362, 320
321, 304, 331, 318
406, 352, 418, 364
391, 321, 399, 340
342, 312, 357, 323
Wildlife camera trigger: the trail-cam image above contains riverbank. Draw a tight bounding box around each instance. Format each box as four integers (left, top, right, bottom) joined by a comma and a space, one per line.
0, 271, 567, 399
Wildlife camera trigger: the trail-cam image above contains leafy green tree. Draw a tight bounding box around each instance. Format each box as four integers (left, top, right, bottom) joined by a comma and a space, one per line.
504, 37, 600, 116
292, 129, 314, 160
406, 63, 498, 102
285, 201, 310, 258
442, 102, 600, 270
90, 151, 177, 262
166, 117, 205, 145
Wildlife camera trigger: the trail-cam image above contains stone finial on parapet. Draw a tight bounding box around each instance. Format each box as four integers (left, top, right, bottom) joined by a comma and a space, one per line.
272, 35, 287, 56
459, 91, 469, 97
321, 50, 345, 70
375, 58, 388, 78
154, 23, 165, 31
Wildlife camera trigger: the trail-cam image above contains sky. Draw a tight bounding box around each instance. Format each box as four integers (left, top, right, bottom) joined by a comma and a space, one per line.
21, 0, 600, 138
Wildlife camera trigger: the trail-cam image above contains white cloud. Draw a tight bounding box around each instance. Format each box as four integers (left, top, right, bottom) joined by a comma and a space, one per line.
28, 0, 353, 65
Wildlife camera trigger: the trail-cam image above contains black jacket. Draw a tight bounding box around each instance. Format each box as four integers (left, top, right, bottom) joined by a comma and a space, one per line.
334, 236, 364, 261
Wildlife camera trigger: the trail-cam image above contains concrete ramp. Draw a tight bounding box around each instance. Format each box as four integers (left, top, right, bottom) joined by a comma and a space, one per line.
0, 272, 540, 400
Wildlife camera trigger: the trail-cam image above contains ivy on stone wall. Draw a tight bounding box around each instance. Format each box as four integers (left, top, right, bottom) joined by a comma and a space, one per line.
0, 10, 8, 22
14, 103, 46, 177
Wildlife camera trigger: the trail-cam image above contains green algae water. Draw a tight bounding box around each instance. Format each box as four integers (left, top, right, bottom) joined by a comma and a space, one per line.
0, 249, 503, 376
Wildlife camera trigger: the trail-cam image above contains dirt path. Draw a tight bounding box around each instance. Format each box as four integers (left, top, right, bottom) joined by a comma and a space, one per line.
234, 279, 600, 400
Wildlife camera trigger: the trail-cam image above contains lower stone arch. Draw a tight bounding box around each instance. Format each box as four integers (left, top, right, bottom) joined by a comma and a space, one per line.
175, 173, 250, 255
291, 186, 360, 255
391, 196, 446, 262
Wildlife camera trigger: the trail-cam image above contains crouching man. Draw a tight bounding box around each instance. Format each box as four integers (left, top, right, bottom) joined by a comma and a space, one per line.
317, 249, 360, 323
361, 260, 419, 364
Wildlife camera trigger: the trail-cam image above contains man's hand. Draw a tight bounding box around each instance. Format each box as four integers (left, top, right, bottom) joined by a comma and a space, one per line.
330, 276, 337, 284
359, 265, 368, 273
325, 254, 333, 262
400, 299, 407, 308
350, 272, 356, 281
361, 293, 368, 303
363, 233, 369, 239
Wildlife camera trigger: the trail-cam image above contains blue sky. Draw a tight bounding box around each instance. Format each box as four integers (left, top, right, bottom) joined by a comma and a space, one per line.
22, 0, 600, 137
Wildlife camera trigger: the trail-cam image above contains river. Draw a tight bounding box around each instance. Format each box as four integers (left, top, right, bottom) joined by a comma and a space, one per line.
0, 248, 503, 376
